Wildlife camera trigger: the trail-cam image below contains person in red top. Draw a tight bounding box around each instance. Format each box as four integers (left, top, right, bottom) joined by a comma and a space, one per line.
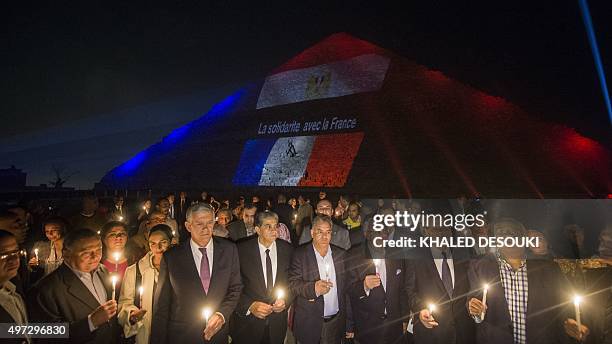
100, 221, 137, 299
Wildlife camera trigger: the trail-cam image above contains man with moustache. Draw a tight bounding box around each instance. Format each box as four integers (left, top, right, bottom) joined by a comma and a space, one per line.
151, 203, 242, 344
230, 211, 294, 344
28, 228, 119, 343
289, 215, 349, 344
0, 230, 30, 344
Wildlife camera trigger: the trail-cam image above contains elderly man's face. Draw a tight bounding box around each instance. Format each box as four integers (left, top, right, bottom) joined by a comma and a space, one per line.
311, 221, 332, 248
65, 237, 103, 273
186, 211, 214, 247
316, 200, 333, 217
256, 217, 279, 245
243, 208, 257, 227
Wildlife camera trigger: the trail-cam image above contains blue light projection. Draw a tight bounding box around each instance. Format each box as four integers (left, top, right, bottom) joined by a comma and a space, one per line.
579, 0, 612, 125
109, 87, 248, 181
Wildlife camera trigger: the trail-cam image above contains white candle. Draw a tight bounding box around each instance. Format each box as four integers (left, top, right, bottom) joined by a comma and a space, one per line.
481, 284, 489, 320
276, 288, 285, 301
574, 295, 582, 332
139, 286, 144, 308
111, 275, 118, 300
34, 248, 39, 261
202, 307, 212, 326
428, 303, 436, 317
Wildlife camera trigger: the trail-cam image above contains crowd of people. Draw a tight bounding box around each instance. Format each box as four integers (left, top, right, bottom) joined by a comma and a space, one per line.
0, 191, 610, 344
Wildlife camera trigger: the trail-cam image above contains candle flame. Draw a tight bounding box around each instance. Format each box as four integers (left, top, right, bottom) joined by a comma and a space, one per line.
428, 303, 436, 313
139, 286, 144, 296
574, 295, 582, 306
276, 288, 285, 300
484, 283, 489, 291
111, 275, 118, 287
202, 308, 212, 320
34, 248, 39, 255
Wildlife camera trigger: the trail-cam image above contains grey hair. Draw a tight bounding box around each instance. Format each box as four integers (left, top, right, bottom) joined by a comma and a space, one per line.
493, 218, 527, 238
256, 211, 278, 226
186, 203, 215, 222
312, 215, 333, 229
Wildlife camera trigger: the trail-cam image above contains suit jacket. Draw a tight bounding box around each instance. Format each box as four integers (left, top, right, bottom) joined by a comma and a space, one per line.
27, 263, 119, 344
228, 221, 253, 242
230, 236, 294, 344
347, 244, 407, 344
405, 249, 475, 344
151, 237, 242, 344
467, 254, 569, 344
177, 198, 191, 240
0, 286, 29, 344
289, 243, 349, 344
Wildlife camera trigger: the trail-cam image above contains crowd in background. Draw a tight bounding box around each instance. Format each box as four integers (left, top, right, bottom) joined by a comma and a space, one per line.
0, 190, 610, 344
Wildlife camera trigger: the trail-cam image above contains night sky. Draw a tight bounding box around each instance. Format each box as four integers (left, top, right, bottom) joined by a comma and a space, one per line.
2, 1, 611, 188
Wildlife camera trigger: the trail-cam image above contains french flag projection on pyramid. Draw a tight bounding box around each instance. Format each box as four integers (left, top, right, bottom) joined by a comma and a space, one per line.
232, 132, 365, 187
232, 36, 389, 187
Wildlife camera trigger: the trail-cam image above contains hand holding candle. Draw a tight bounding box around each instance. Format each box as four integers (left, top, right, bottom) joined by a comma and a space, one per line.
574, 295, 582, 334
419, 303, 439, 328
272, 288, 286, 312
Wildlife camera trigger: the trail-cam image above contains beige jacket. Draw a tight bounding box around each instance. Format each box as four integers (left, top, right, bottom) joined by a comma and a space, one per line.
117, 251, 159, 344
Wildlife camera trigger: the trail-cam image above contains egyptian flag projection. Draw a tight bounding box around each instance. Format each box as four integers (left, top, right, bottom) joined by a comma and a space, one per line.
99, 33, 612, 197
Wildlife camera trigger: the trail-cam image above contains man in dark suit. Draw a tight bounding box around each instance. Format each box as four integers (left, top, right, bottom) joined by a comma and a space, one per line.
467, 218, 570, 344
230, 211, 294, 344
28, 228, 119, 344
151, 203, 242, 344
0, 230, 29, 344
347, 222, 408, 344
228, 204, 257, 242
289, 215, 349, 344
405, 226, 475, 344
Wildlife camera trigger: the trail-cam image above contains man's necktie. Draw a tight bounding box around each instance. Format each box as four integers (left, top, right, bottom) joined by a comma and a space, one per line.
265, 249, 273, 295
441, 252, 453, 297
199, 247, 211, 294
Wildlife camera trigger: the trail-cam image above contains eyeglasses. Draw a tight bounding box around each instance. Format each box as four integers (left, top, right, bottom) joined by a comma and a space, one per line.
0, 250, 21, 262
106, 232, 127, 239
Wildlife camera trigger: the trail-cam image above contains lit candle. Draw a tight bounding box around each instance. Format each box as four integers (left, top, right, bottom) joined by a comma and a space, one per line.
111, 275, 118, 300
97, 230, 101, 235
481, 284, 489, 320
428, 303, 436, 317
142, 205, 146, 210
118, 215, 124, 221
138, 286, 144, 308
34, 248, 39, 262
574, 295, 582, 334
113, 252, 121, 272
172, 230, 176, 237
276, 288, 285, 301
202, 307, 212, 326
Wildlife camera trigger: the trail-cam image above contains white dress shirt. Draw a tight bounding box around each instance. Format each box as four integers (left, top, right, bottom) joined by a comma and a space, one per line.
258, 239, 277, 288
313, 245, 339, 317
190, 238, 214, 276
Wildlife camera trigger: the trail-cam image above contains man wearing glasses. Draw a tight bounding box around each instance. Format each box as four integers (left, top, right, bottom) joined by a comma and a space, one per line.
0, 229, 30, 343
28, 228, 119, 343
